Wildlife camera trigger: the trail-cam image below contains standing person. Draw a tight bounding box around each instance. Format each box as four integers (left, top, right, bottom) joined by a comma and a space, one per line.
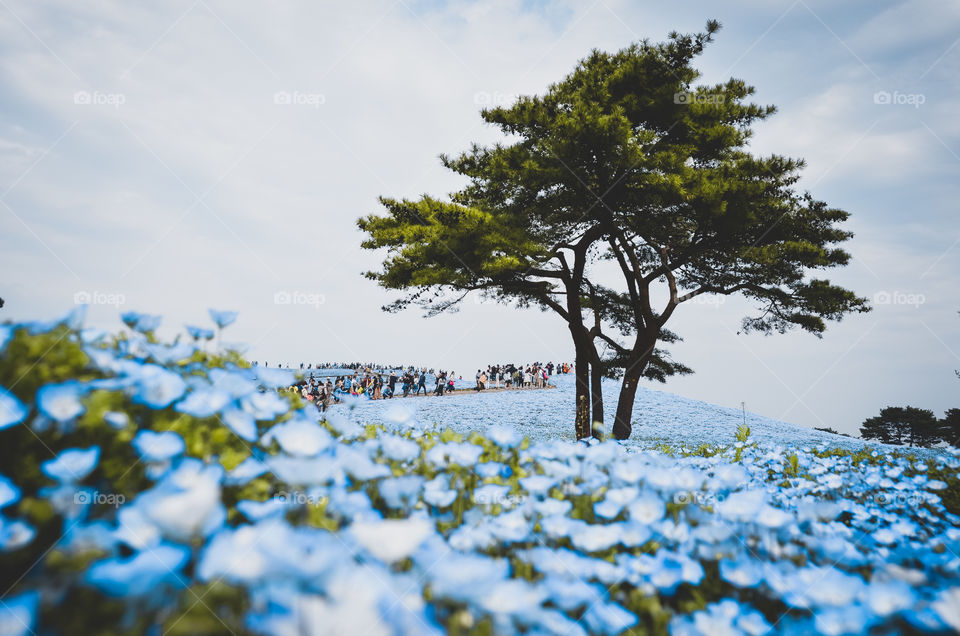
324, 380, 333, 411
388, 371, 397, 398
402, 372, 412, 397
373, 375, 383, 400
479, 370, 488, 391
434, 373, 444, 396
417, 372, 427, 395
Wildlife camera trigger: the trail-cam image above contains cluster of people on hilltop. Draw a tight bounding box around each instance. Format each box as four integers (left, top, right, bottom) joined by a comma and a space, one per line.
473, 362, 560, 391
254, 361, 405, 371
287, 361, 571, 409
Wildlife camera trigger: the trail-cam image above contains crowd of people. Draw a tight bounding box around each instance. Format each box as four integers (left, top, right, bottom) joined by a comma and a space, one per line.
286, 361, 570, 411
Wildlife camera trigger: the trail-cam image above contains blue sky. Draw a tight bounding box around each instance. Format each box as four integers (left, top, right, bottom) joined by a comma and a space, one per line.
0, 0, 957, 436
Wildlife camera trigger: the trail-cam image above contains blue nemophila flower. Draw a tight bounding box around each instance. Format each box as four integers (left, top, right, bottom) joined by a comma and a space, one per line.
595, 487, 639, 520
719, 557, 763, 588
174, 384, 231, 418
221, 407, 257, 441
102, 411, 129, 430
337, 446, 391, 481
782, 565, 864, 609
142, 342, 195, 365
237, 498, 289, 522
582, 600, 638, 636
422, 475, 457, 508
379, 476, 423, 509
131, 459, 225, 542
208, 368, 257, 398
208, 309, 238, 329
379, 434, 420, 462
224, 456, 268, 486
476, 578, 547, 618
131, 364, 187, 409
487, 424, 522, 449
132, 430, 185, 462
185, 325, 215, 340
41, 446, 100, 482
473, 483, 510, 506
0, 386, 28, 430
0, 519, 36, 551
126, 312, 161, 333
671, 599, 771, 636
0, 325, 11, 352
262, 417, 333, 457
540, 575, 603, 611
0, 474, 20, 509
426, 442, 484, 467
36, 381, 86, 422
86, 542, 190, 597
424, 552, 509, 603
0, 590, 38, 636
626, 489, 665, 524
350, 517, 434, 563
519, 475, 557, 497
572, 522, 623, 553
240, 390, 289, 420
717, 488, 766, 521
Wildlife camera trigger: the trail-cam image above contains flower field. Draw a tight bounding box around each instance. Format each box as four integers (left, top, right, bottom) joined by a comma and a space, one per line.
0, 309, 958, 635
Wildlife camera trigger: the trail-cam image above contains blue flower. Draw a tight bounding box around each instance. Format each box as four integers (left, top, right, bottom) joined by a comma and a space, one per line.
222, 408, 257, 441
132, 364, 187, 409
208, 309, 238, 329
121, 311, 161, 333
185, 324, 215, 340
132, 459, 225, 542
0, 474, 21, 509
379, 435, 420, 462
262, 418, 333, 457
0, 590, 39, 636
0, 325, 12, 353
86, 543, 191, 596
41, 446, 100, 482
487, 424, 522, 449
379, 476, 424, 509
582, 600, 638, 635
224, 456, 268, 485
0, 519, 36, 551
0, 386, 28, 430
36, 381, 86, 422
103, 411, 129, 429
132, 430, 185, 462
350, 517, 434, 563
175, 385, 232, 418
237, 498, 289, 522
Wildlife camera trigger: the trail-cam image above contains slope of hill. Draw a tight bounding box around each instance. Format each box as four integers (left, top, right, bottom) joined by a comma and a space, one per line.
336, 374, 922, 454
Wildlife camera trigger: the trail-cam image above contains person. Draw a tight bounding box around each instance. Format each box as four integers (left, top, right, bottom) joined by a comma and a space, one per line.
388, 371, 397, 398
417, 372, 427, 395
478, 370, 487, 391
434, 373, 444, 396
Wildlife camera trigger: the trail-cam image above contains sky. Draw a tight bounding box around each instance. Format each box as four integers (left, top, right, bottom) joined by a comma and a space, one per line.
0, 0, 957, 436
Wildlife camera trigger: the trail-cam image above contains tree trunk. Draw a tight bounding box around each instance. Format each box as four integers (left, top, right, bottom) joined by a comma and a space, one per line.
612, 336, 656, 440
574, 351, 591, 440
591, 361, 604, 440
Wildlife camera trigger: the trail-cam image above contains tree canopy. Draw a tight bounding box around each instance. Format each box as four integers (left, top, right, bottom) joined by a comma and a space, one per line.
359, 21, 870, 439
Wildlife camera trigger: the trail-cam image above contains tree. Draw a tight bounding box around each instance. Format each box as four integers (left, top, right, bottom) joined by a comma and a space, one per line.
860, 406, 940, 447
940, 408, 960, 448
358, 22, 870, 440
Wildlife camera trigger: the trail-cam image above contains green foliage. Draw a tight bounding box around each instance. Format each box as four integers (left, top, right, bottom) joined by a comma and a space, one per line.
860, 406, 941, 448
